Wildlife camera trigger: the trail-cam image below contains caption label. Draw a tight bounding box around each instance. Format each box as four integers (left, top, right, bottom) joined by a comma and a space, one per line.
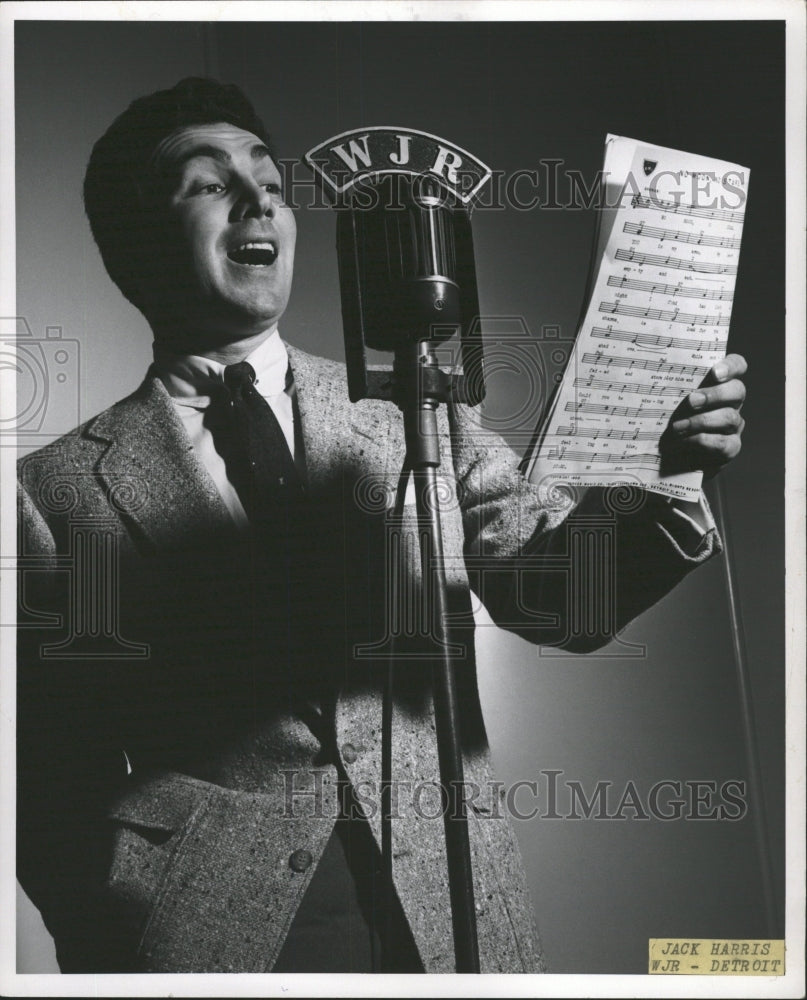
649, 939, 784, 975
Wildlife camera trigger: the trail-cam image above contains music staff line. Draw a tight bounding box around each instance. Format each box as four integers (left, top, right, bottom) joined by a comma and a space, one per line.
606, 275, 734, 302
565, 400, 669, 419
600, 300, 726, 327
631, 193, 745, 225
545, 448, 661, 468
555, 424, 659, 441
624, 220, 742, 250
580, 352, 709, 378
590, 325, 726, 353
573, 377, 683, 397
615, 248, 738, 275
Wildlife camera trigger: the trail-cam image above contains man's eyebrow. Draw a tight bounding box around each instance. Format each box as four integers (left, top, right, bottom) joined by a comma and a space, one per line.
172, 143, 274, 167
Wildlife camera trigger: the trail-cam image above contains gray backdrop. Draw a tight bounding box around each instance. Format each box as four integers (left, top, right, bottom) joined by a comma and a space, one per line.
14, 18, 785, 974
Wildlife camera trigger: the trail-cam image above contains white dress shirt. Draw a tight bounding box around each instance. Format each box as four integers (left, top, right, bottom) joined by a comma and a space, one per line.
152, 330, 294, 529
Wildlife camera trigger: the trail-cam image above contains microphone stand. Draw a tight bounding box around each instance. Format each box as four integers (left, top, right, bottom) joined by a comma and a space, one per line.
393, 340, 480, 973
304, 139, 492, 971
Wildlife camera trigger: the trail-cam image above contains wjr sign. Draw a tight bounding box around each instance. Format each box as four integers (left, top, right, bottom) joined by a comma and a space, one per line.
304, 126, 492, 204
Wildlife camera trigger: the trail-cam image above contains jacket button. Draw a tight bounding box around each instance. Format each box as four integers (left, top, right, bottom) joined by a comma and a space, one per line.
341, 742, 358, 764
289, 849, 313, 873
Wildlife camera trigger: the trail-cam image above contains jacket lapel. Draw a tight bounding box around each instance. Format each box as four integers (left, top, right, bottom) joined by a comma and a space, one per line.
286, 344, 399, 488
89, 377, 235, 550
88, 347, 398, 548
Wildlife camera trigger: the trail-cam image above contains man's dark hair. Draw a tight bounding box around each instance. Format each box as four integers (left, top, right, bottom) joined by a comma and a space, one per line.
83, 77, 274, 314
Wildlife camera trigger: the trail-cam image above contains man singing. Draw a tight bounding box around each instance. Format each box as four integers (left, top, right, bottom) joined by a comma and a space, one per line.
17, 78, 747, 974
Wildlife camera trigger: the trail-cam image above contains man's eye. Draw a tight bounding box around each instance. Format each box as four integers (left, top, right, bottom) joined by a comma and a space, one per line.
188, 181, 225, 195
262, 182, 283, 196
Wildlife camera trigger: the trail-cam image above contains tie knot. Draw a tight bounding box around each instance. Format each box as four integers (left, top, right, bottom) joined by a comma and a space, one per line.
223, 361, 257, 393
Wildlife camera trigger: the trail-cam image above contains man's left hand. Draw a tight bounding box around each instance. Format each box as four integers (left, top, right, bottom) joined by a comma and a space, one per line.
659, 353, 747, 479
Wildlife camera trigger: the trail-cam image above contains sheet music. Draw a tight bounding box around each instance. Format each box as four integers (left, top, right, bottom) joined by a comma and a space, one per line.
524, 135, 749, 501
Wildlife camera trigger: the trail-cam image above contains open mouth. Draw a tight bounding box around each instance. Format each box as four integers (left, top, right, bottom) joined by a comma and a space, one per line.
227, 241, 278, 266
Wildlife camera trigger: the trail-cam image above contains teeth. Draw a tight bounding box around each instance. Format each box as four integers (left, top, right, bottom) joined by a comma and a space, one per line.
237, 241, 275, 252
228, 241, 278, 266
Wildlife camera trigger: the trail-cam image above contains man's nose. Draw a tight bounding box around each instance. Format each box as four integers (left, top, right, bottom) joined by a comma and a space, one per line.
233, 177, 275, 219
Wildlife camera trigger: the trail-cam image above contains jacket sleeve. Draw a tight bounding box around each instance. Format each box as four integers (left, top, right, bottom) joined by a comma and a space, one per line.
16, 480, 128, 970
447, 402, 722, 653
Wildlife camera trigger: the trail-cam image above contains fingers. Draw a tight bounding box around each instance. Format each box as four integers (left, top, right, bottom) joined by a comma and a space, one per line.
704, 353, 748, 386
659, 429, 743, 478
660, 414, 744, 478
671, 406, 746, 437
676, 432, 743, 464
671, 355, 747, 423
681, 377, 746, 418
660, 354, 747, 478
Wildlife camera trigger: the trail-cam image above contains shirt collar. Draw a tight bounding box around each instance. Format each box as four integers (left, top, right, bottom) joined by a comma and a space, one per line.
152, 329, 290, 404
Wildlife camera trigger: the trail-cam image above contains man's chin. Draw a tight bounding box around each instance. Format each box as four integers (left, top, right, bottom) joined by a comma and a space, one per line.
151, 308, 284, 356
215, 290, 289, 335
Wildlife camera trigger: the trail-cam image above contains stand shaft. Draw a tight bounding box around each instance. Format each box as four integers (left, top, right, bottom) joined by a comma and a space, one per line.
402, 376, 480, 973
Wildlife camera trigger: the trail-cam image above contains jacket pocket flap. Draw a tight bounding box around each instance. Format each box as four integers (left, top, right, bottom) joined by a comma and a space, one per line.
107, 774, 206, 831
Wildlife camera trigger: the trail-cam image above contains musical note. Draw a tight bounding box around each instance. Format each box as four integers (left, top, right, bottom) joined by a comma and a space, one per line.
555, 424, 659, 441
590, 326, 722, 352
573, 377, 685, 397
606, 275, 734, 302
599, 300, 727, 326
544, 447, 661, 468
564, 401, 670, 419
624, 220, 741, 250
631, 193, 745, 225
615, 248, 738, 274
581, 352, 710, 377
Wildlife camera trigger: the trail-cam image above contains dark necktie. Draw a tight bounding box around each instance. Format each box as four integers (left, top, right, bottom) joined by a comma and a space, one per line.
208, 360, 303, 529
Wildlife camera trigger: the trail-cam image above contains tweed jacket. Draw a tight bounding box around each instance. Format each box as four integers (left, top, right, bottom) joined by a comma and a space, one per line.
17, 344, 719, 974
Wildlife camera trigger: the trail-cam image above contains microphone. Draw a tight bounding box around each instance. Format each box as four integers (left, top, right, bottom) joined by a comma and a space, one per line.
305, 128, 492, 403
